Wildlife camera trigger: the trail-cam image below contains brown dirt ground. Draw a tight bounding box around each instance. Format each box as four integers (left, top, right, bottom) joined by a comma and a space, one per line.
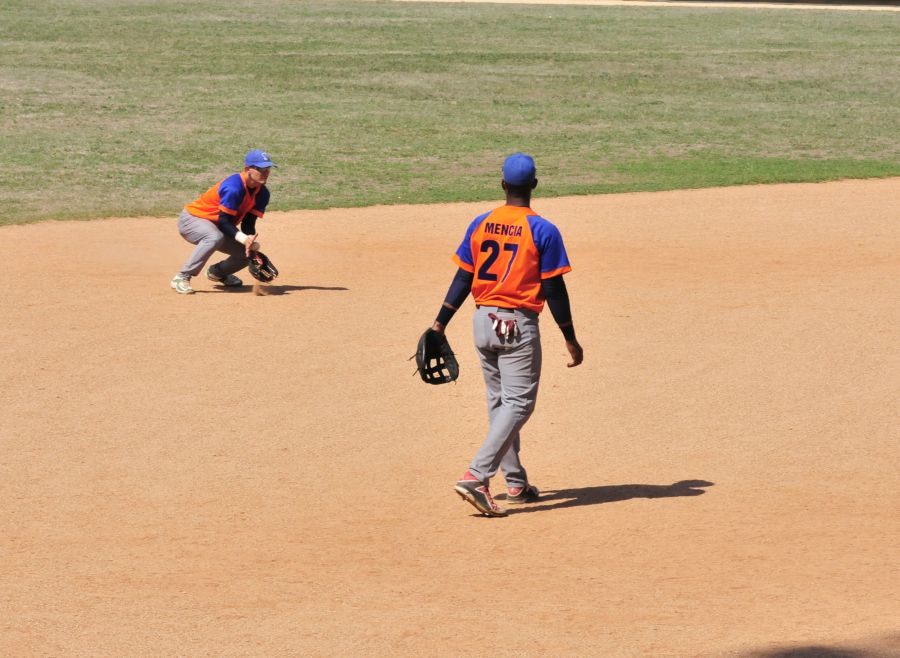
1, 178, 899, 657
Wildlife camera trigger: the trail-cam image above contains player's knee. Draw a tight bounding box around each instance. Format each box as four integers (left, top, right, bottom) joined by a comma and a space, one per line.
508, 398, 536, 421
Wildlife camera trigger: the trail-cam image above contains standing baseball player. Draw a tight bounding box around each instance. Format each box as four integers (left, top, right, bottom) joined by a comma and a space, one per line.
170, 149, 276, 294
431, 152, 584, 517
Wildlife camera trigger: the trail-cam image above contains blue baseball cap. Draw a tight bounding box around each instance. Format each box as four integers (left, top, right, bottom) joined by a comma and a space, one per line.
244, 149, 277, 168
502, 152, 536, 186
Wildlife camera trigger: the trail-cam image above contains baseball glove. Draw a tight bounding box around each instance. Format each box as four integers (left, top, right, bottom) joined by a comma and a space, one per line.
248, 251, 279, 283
412, 328, 459, 385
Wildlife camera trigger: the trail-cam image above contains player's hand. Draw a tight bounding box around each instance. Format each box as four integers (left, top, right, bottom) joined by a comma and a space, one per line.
245, 234, 259, 257
565, 339, 584, 368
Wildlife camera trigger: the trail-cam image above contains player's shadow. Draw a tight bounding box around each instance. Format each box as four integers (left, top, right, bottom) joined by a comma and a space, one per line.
505, 479, 714, 514
247, 284, 348, 295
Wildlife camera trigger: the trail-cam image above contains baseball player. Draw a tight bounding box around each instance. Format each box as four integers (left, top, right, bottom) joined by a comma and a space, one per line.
170, 149, 276, 294
432, 153, 584, 517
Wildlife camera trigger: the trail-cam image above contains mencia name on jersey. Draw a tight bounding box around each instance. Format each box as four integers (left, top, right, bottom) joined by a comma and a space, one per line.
483, 223, 523, 237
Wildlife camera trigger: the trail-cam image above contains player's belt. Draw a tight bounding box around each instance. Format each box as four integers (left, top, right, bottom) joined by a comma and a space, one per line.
476, 305, 517, 312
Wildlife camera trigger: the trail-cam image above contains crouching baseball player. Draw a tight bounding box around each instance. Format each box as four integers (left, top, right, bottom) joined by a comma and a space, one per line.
170, 149, 276, 294
432, 153, 584, 517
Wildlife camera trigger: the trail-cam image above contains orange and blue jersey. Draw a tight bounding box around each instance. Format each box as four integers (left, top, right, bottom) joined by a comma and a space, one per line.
184, 172, 270, 226
452, 205, 571, 313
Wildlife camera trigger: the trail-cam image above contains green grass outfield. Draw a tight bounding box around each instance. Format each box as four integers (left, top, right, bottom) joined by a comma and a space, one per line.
1, 0, 898, 224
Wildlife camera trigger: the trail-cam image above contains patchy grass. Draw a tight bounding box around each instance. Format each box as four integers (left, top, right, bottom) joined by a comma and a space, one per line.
0, 0, 898, 224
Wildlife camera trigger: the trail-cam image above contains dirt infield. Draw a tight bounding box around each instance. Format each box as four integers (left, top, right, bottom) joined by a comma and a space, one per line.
2, 179, 898, 657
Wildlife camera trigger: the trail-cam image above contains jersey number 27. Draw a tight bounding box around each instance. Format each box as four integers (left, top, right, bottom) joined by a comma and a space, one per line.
478, 240, 519, 282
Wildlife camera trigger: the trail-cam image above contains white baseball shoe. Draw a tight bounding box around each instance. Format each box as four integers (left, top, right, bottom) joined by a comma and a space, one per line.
170, 275, 194, 294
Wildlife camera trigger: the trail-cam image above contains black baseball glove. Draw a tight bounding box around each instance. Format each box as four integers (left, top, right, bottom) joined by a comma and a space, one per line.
248, 251, 279, 283
412, 328, 459, 385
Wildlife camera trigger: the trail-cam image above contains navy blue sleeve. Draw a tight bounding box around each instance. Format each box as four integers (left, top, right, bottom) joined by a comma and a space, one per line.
436, 268, 474, 326
541, 274, 576, 340
241, 214, 257, 236
444, 268, 473, 308
218, 211, 239, 239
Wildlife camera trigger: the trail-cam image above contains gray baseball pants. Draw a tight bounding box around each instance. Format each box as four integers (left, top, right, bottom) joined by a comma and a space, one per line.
468, 305, 542, 488
176, 209, 248, 278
